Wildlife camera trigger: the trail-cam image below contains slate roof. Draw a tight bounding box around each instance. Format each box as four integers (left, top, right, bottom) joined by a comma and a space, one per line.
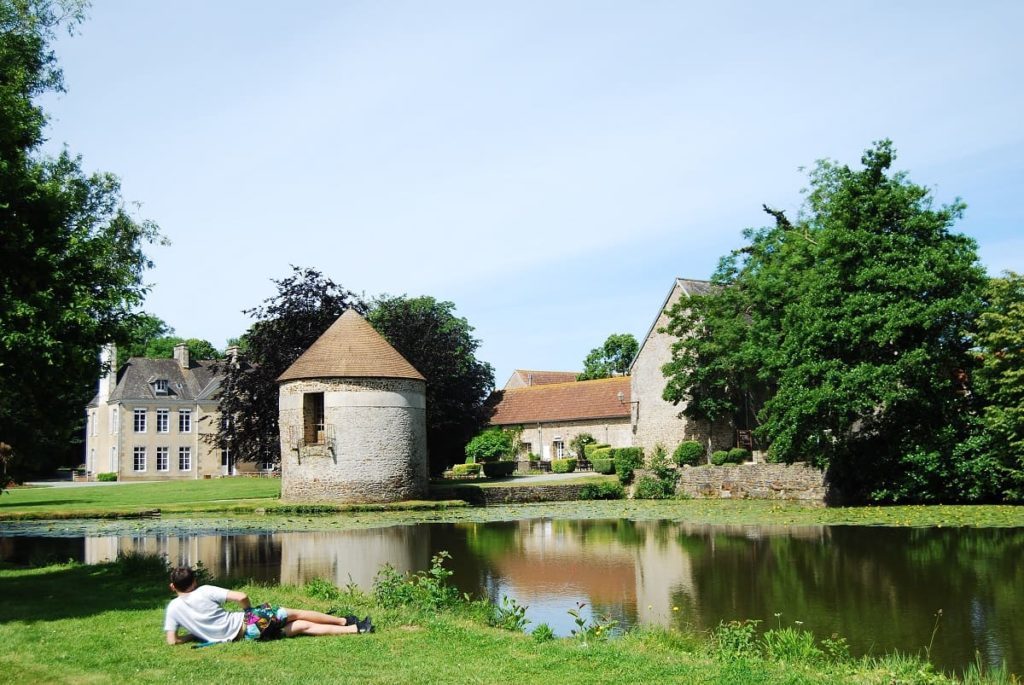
88, 357, 222, 406
277, 309, 425, 383
504, 369, 579, 389
630, 277, 713, 374
488, 376, 631, 426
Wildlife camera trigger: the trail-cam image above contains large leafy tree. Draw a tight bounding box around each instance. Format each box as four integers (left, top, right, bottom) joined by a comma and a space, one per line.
663, 141, 994, 502
368, 295, 495, 474
974, 272, 1024, 498
214, 267, 367, 464
0, 0, 160, 483
578, 333, 639, 380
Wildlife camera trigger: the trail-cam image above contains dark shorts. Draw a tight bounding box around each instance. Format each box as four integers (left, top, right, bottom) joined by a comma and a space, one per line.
243, 604, 289, 641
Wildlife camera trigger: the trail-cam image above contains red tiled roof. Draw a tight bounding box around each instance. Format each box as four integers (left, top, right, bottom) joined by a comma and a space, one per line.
489, 376, 631, 425
505, 369, 580, 388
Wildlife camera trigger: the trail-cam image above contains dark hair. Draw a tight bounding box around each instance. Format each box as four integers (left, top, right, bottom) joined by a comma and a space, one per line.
170, 566, 196, 592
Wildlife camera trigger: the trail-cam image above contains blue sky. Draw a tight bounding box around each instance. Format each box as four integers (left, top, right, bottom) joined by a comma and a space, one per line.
41, 1, 1023, 386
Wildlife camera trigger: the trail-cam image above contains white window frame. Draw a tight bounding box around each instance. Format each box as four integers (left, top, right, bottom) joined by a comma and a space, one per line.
178, 409, 192, 433
178, 446, 192, 471
153, 379, 169, 395
261, 459, 276, 472
133, 408, 147, 433
133, 446, 146, 472
156, 446, 169, 472
156, 408, 169, 433
110, 407, 119, 434
553, 439, 565, 459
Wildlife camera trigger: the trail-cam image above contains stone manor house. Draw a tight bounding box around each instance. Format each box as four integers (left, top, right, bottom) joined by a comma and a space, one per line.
489, 278, 735, 460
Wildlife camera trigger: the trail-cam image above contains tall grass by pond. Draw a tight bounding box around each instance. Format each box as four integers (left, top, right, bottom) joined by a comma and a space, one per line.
0, 551, 1016, 684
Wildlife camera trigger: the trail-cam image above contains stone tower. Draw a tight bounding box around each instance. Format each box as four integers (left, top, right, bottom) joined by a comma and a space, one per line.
277, 309, 428, 503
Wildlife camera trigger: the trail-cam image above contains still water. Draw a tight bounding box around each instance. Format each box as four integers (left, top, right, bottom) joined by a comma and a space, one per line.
2, 519, 1021, 675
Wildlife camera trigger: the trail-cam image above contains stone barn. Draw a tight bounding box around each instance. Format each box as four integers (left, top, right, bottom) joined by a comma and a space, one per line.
277, 309, 428, 503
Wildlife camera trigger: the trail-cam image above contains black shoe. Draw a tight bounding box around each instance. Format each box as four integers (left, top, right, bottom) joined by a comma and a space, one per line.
343, 614, 359, 627
356, 616, 374, 634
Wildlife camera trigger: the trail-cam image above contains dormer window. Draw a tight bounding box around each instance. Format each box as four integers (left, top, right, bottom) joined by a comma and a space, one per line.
153, 379, 169, 396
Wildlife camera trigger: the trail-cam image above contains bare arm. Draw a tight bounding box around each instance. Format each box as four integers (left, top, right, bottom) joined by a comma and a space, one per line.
225, 589, 251, 610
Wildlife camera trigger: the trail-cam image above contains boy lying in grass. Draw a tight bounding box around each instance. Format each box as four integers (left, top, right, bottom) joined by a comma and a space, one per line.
164, 566, 372, 645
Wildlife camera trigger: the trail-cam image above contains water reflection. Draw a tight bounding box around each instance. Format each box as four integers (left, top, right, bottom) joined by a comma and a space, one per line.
2, 520, 1021, 675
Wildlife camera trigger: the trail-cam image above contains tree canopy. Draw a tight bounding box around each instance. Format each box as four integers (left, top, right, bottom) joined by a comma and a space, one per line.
214, 267, 367, 465
578, 333, 639, 380
120, 314, 220, 360
0, 0, 161, 483
368, 295, 495, 474
663, 141, 997, 503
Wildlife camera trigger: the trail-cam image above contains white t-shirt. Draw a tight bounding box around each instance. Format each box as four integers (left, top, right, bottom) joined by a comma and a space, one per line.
163, 584, 244, 643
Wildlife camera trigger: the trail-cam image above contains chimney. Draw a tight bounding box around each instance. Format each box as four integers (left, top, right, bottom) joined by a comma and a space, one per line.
173, 343, 190, 369
98, 343, 117, 402
226, 345, 240, 366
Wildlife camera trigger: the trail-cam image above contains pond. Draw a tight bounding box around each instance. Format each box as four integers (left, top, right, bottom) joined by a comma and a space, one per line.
1, 518, 1021, 675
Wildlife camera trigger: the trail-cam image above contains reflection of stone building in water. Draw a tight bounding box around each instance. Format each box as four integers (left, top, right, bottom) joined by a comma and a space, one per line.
278, 527, 429, 588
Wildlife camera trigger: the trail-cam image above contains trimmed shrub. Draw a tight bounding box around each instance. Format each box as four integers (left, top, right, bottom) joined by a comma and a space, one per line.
590, 446, 613, 463
592, 457, 615, 474
673, 440, 705, 467
584, 443, 611, 460
578, 481, 625, 500
634, 474, 673, 499
482, 461, 517, 478
96, 472, 117, 482
452, 463, 482, 477
551, 458, 577, 473
710, 450, 732, 466
727, 448, 751, 464
612, 447, 644, 485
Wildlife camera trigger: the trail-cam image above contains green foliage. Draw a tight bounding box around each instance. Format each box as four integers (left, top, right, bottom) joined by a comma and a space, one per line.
584, 443, 611, 459
372, 551, 459, 612
728, 448, 752, 463
711, 450, 734, 466
974, 272, 1024, 499
531, 623, 555, 642
464, 428, 513, 463
0, 0, 161, 482
112, 550, 168, 579
304, 577, 343, 602
634, 475, 673, 499
95, 472, 117, 482
451, 463, 481, 478
578, 481, 625, 500
551, 458, 577, 473
569, 433, 596, 460
760, 627, 824, 663
489, 595, 530, 632
369, 295, 495, 474
674, 440, 705, 466
613, 447, 644, 484
591, 457, 615, 474
482, 461, 517, 478
712, 619, 760, 656
215, 267, 367, 465
578, 333, 639, 380
663, 141, 991, 502
567, 601, 619, 645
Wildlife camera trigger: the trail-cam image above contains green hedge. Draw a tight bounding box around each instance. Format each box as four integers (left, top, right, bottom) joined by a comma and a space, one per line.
584, 443, 611, 459
551, 458, 577, 473
727, 448, 751, 463
578, 481, 625, 500
452, 463, 482, 477
591, 457, 615, 474
96, 472, 117, 482
612, 447, 644, 485
710, 450, 732, 466
482, 461, 517, 478
634, 474, 673, 499
673, 440, 705, 467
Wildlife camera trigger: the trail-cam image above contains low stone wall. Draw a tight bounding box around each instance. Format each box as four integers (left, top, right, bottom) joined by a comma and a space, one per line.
673, 462, 826, 502
431, 483, 586, 505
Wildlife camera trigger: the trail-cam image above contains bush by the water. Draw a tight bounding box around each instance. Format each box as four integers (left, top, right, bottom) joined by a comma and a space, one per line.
613, 447, 644, 485
452, 463, 482, 477
592, 457, 615, 474
673, 441, 705, 466
482, 461, 517, 478
551, 458, 577, 473
578, 481, 625, 500
96, 472, 117, 482
634, 474, 674, 499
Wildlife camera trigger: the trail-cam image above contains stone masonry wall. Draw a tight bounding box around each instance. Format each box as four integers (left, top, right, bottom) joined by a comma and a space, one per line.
673, 462, 826, 502
279, 378, 427, 503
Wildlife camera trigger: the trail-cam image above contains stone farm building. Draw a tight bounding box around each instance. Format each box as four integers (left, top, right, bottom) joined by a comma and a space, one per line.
84, 343, 265, 480
488, 278, 736, 459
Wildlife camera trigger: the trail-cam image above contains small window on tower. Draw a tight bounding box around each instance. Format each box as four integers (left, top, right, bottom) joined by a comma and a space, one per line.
303, 392, 325, 445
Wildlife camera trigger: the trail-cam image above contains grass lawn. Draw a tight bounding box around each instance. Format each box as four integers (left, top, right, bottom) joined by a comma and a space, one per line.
1, 557, 1011, 685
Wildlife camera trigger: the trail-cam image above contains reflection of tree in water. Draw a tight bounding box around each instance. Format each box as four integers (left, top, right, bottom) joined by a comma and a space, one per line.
670, 525, 1024, 675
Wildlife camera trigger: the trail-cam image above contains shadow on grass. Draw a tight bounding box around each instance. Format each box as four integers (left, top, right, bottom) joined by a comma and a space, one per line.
0, 560, 168, 624
0, 499, 80, 509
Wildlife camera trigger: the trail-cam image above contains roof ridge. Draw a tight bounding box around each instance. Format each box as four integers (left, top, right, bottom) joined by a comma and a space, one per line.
502, 375, 629, 393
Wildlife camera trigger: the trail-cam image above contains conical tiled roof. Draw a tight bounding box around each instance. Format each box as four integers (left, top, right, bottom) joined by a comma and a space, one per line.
277, 309, 425, 382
